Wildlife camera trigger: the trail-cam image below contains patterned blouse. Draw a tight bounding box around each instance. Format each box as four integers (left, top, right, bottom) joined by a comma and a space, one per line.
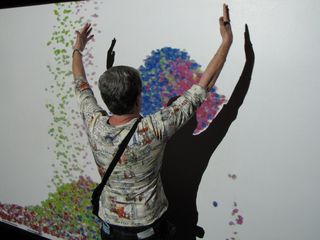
74, 75, 206, 226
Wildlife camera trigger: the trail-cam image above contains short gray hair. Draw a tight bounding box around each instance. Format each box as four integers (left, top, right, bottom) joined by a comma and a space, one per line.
98, 66, 142, 115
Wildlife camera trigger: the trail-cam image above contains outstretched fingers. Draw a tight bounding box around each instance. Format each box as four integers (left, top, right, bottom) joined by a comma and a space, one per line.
219, 16, 224, 26
83, 24, 94, 42
80, 23, 94, 39
86, 27, 93, 36
87, 34, 94, 42
223, 3, 230, 23
80, 23, 90, 34
74, 23, 94, 51
219, 4, 233, 44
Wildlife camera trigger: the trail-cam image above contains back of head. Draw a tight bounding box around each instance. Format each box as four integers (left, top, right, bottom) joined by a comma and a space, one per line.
98, 66, 142, 115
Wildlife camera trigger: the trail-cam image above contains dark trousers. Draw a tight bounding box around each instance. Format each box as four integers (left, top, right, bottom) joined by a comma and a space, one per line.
100, 214, 176, 240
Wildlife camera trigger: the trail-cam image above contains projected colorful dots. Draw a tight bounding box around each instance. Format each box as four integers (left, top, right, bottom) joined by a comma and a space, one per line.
45, 1, 101, 188
1, 1, 103, 239
224, 176, 244, 240
0, 176, 100, 239
1, 1, 228, 239
139, 47, 226, 134
225, 204, 244, 240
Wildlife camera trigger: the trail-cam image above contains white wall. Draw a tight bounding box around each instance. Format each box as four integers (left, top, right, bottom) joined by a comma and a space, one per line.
0, 4, 56, 205
0, 0, 320, 239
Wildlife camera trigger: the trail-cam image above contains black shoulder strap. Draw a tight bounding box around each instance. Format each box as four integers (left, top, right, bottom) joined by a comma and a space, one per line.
99, 116, 142, 187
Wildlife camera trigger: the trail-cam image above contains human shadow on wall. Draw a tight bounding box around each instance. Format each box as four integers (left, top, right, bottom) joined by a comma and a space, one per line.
161, 24, 255, 239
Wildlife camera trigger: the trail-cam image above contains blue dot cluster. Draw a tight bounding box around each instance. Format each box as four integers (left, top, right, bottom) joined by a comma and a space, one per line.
139, 47, 201, 116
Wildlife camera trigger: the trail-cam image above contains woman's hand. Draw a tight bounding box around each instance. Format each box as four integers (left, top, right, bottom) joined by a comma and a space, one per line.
74, 23, 94, 51
72, 23, 93, 78
219, 4, 233, 45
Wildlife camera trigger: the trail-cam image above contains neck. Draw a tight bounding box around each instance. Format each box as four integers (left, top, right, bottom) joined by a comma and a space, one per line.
109, 112, 140, 126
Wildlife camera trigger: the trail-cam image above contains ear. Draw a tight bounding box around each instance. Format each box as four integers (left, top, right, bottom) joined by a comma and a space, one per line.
135, 95, 141, 107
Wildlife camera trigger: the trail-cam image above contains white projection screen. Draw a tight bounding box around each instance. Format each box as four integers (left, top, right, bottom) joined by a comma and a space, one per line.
1, 0, 320, 239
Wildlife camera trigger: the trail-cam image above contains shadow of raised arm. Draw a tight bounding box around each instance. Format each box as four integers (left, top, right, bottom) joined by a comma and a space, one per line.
161, 24, 255, 240
197, 24, 255, 155
106, 38, 116, 69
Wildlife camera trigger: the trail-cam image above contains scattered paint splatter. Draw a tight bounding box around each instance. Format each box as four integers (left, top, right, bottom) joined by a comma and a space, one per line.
0, 176, 100, 239
139, 47, 226, 134
228, 174, 237, 180
232, 208, 239, 215
45, 0, 102, 188
222, 173, 243, 239
1, 1, 103, 239
213, 201, 218, 207
235, 215, 243, 225
229, 221, 235, 226
226, 201, 244, 240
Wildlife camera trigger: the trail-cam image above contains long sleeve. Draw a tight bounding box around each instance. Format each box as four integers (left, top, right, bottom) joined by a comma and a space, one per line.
74, 76, 105, 132
147, 84, 207, 141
